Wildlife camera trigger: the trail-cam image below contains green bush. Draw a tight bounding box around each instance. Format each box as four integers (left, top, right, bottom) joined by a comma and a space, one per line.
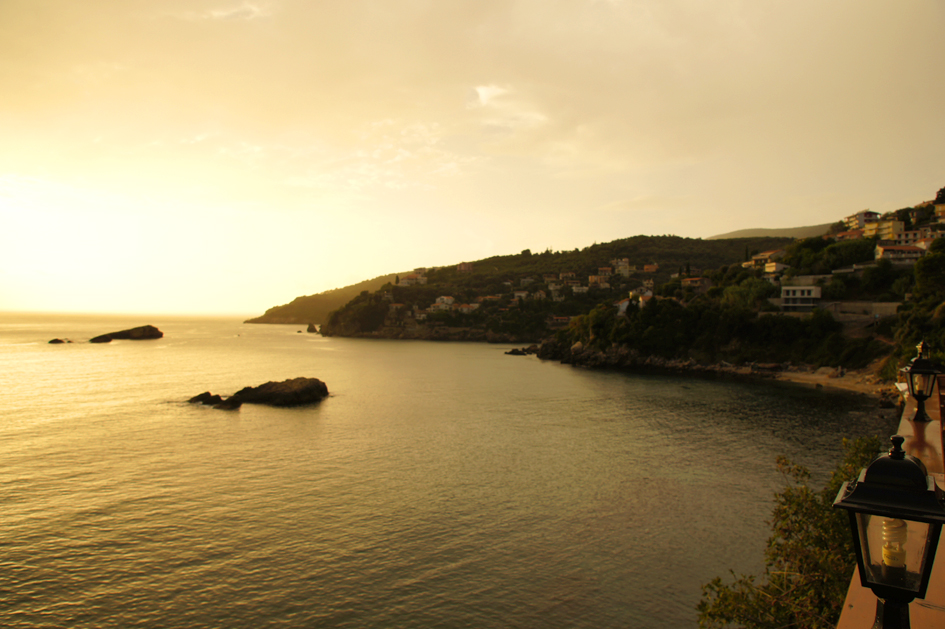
698, 436, 882, 629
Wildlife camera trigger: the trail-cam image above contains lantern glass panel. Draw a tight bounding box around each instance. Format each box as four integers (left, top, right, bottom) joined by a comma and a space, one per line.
915, 372, 936, 398
856, 513, 931, 593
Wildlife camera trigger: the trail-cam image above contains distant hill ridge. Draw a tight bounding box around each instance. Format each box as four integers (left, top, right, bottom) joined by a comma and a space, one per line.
708, 223, 833, 240
246, 234, 794, 325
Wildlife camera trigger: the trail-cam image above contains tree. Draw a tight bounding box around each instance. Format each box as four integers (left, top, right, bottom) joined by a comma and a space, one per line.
914, 245, 945, 301
697, 436, 882, 629
827, 220, 846, 235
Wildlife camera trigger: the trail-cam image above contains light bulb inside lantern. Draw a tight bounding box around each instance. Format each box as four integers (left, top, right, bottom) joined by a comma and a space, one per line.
914, 374, 927, 398
882, 518, 908, 568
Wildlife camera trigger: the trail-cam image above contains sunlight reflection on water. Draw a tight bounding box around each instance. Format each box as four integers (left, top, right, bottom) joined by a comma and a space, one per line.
0, 314, 892, 628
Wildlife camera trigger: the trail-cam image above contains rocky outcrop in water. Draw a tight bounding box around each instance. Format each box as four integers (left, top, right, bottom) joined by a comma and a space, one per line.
90, 325, 163, 343
307, 323, 317, 333
189, 377, 329, 410
505, 344, 540, 356
189, 392, 224, 406
48, 338, 72, 344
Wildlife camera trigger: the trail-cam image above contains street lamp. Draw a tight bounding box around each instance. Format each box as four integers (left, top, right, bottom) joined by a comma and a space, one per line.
834, 435, 945, 628
900, 341, 940, 423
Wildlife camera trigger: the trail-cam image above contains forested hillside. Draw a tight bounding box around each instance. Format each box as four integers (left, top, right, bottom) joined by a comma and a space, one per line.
317, 235, 793, 341
247, 235, 791, 325
244, 273, 397, 325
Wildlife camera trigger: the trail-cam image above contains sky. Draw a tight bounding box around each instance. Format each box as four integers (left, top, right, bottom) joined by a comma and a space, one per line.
1, 0, 944, 316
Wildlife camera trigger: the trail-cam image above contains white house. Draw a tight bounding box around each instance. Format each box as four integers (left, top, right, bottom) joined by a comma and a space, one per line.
844, 210, 880, 230
781, 286, 822, 312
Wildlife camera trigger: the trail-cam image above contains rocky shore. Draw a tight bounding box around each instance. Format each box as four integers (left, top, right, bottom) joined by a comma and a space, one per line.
320, 324, 526, 344
535, 337, 899, 402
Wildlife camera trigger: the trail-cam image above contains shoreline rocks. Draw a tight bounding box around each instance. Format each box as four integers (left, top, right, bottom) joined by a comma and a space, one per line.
505, 345, 540, 356
319, 324, 532, 344
536, 337, 896, 400
90, 325, 163, 343
190, 377, 329, 410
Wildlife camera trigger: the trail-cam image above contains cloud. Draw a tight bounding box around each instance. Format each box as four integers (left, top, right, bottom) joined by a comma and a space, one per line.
468, 85, 508, 108
174, 2, 271, 21
284, 120, 474, 194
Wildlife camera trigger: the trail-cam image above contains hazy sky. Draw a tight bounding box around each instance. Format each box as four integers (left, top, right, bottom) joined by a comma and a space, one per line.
2, 1, 943, 315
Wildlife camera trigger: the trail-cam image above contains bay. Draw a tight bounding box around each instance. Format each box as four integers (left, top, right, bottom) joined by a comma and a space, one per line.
0, 313, 891, 628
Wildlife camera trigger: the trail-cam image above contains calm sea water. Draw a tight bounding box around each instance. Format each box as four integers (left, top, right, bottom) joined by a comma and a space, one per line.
0, 313, 891, 628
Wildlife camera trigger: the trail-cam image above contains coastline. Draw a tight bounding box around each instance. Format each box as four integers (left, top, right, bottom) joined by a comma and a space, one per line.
535, 337, 900, 403
773, 368, 894, 398
317, 323, 900, 403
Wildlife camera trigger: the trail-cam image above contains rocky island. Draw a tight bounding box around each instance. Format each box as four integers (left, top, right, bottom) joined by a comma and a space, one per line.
190, 377, 329, 410
90, 325, 164, 343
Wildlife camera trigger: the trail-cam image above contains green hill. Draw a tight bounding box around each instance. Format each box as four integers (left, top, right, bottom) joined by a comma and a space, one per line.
248, 235, 795, 327
316, 235, 795, 340
244, 273, 398, 325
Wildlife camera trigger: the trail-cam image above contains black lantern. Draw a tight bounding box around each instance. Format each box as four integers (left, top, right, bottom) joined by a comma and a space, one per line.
899, 341, 940, 423
833, 435, 945, 628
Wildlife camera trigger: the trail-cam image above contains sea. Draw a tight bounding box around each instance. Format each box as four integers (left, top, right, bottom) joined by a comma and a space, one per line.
0, 313, 894, 628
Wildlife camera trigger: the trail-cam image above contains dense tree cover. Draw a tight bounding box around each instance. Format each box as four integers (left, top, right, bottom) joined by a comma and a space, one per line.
313, 222, 945, 375
249, 235, 791, 325
324, 290, 389, 333
563, 287, 883, 367
880, 238, 945, 372
425, 235, 793, 290
781, 236, 877, 277
697, 436, 882, 629
819, 259, 915, 302
245, 273, 398, 325
321, 235, 794, 341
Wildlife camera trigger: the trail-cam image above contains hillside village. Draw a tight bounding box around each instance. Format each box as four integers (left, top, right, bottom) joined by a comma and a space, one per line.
319, 187, 945, 351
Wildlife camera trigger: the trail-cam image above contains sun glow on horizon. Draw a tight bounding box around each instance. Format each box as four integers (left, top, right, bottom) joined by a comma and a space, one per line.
2, 1, 943, 315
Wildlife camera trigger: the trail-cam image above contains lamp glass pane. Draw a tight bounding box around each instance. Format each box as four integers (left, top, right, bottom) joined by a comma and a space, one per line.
856, 513, 930, 593
911, 373, 925, 398
920, 372, 936, 398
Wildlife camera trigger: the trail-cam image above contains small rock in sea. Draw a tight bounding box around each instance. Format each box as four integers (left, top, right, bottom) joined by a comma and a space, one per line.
188, 391, 224, 406
505, 348, 527, 356
214, 397, 243, 411
307, 323, 317, 333
90, 325, 163, 344
48, 338, 68, 344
